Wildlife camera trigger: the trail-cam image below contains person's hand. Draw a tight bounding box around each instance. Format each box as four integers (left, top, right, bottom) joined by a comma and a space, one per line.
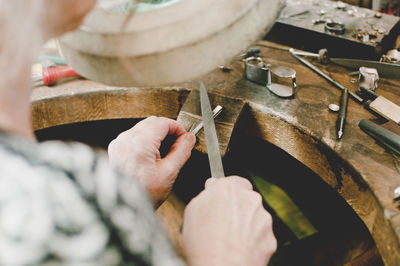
182, 176, 277, 266
42, 0, 97, 39
108, 116, 196, 206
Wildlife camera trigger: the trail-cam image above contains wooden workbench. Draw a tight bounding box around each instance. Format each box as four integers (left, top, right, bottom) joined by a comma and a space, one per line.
31, 41, 400, 265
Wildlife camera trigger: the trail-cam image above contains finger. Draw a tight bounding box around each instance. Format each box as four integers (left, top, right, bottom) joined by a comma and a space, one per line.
158, 132, 196, 178
134, 117, 187, 147
205, 177, 218, 188
118, 117, 187, 148
205, 176, 253, 190
229, 176, 253, 190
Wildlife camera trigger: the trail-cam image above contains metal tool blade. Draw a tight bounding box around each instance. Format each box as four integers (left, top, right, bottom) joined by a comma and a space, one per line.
200, 82, 225, 178
330, 58, 400, 80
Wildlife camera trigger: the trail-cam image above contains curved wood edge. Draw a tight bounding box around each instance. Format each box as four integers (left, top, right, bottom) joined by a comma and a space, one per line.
31, 82, 400, 264
31, 82, 190, 130
245, 102, 400, 265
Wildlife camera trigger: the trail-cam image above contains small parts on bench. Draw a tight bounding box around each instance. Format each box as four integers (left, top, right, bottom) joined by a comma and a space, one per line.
325, 21, 345, 35
238, 47, 261, 60
394, 186, 400, 207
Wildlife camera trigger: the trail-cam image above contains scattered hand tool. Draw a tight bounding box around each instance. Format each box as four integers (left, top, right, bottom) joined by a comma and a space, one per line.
200, 82, 225, 178
359, 87, 400, 125
38, 55, 67, 66
336, 88, 349, 139
239, 47, 261, 60
290, 48, 329, 64
330, 57, 400, 81
359, 119, 400, 156
290, 48, 400, 80
380, 48, 400, 64
32, 65, 80, 87
289, 48, 363, 103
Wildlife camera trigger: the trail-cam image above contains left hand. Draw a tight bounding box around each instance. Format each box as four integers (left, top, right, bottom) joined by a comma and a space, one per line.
108, 116, 196, 206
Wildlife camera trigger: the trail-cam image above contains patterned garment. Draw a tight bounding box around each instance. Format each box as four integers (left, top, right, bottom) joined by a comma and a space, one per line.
0, 131, 185, 266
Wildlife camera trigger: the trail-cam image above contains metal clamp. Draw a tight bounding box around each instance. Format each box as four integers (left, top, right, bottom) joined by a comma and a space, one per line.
267, 65, 297, 98
244, 56, 270, 85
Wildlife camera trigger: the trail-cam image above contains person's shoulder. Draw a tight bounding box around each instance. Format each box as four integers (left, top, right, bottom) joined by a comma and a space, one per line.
38, 140, 104, 170
0, 130, 109, 179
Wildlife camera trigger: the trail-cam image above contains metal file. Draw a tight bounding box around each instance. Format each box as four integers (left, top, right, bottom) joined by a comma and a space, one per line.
199, 83, 225, 178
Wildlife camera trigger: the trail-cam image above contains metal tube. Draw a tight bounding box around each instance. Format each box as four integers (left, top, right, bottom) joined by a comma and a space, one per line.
191, 105, 223, 136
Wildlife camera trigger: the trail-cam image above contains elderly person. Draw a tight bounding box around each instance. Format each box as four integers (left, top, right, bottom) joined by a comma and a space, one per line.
0, 1, 276, 265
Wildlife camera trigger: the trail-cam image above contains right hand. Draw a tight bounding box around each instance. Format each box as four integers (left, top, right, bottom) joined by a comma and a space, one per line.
182, 176, 277, 266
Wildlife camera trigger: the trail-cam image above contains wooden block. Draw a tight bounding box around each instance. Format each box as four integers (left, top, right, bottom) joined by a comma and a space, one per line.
177, 90, 246, 157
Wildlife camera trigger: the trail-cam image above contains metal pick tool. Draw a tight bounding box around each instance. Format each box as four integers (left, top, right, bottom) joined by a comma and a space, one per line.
289, 48, 364, 103
200, 82, 225, 178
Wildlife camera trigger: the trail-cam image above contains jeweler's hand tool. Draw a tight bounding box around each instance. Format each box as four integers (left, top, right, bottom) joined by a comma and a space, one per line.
38, 55, 67, 66
330, 58, 400, 81
200, 82, 225, 178
289, 49, 363, 103
359, 119, 400, 156
190, 105, 223, 136
336, 88, 349, 140
290, 48, 400, 80
359, 87, 400, 125
33, 65, 80, 86
239, 47, 261, 60
290, 49, 329, 64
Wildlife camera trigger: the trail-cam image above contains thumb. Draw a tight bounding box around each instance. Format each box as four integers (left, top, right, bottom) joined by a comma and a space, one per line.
158, 132, 196, 178
205, 177, 219, 188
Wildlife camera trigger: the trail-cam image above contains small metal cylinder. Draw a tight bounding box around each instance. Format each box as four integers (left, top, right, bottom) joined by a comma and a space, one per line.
244, 56, 270, 85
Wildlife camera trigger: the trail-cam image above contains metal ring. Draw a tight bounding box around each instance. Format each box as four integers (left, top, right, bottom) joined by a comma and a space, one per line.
325, 22, 345, 34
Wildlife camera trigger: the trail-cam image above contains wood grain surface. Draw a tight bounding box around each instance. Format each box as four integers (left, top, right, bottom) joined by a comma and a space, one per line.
32, 40, 400, 265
